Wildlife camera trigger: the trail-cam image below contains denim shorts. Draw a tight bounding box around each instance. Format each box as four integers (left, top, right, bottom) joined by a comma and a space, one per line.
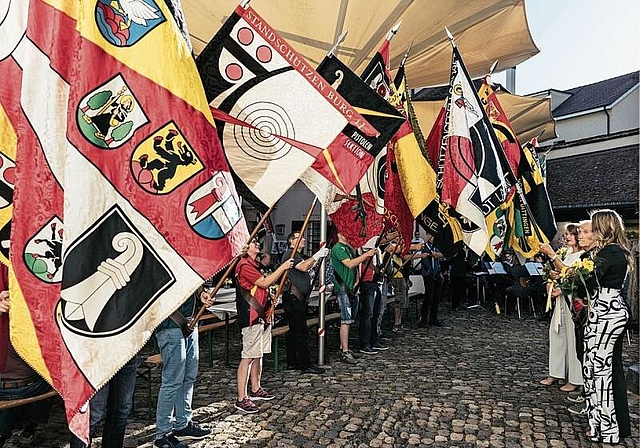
337, 287, 359, 324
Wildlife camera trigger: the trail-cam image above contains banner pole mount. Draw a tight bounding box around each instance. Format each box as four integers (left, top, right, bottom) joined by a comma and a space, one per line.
240, 0, 251, 9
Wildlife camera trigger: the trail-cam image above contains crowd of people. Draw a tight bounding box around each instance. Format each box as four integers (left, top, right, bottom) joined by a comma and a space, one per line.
0, 209, 635, 446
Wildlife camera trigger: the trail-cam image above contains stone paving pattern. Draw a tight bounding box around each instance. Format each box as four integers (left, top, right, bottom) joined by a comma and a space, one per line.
5, 301, 639, 447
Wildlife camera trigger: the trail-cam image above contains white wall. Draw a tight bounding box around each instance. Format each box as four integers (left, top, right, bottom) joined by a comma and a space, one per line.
555, 111, 608, 142
610, 86, 640, 133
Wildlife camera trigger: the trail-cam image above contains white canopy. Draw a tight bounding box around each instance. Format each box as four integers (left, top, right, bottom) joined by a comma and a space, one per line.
183, 0, 539, 88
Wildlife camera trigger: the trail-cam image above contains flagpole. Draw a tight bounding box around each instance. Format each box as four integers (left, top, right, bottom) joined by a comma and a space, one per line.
187, 202, 277, 331
270, 198, 318, 322
318, 204, 328, 366
386, 21, 402, 41
240, 0, 251, 9
399, 41, 413, 69
328, 31, 348, 58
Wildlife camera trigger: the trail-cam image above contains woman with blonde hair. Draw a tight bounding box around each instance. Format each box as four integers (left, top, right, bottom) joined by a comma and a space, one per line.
539, 224, 583, 391
582, 209, 632, 443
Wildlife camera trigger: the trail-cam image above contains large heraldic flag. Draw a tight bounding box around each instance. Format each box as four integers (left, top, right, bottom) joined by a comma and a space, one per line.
196, 5, 378, 207
438, 47, 510, 256
0, 0, 248, 440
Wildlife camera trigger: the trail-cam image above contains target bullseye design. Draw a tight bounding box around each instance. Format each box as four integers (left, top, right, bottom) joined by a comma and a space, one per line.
231, 102, 295, 161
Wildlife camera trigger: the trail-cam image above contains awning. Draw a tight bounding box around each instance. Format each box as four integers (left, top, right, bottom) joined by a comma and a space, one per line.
183, 0, 539, 88
412, 89, 556, 143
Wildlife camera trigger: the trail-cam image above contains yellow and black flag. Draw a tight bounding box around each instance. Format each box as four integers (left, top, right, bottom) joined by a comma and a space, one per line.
507, 137, 557, 257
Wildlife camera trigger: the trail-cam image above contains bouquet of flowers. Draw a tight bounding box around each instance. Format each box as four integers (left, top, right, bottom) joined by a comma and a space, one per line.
559, 258, 595, 302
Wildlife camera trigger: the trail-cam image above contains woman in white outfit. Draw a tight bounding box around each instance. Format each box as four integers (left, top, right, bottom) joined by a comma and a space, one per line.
539, 224, 583, 392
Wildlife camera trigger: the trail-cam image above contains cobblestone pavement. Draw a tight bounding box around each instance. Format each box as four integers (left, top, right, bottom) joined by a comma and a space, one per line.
6, 302, 639, 447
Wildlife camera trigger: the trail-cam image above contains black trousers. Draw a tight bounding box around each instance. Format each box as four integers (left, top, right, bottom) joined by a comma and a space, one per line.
450, 276, 465, 309
612, 334, 631, 437
420, 274, 443, 323
283, 294, 310, 370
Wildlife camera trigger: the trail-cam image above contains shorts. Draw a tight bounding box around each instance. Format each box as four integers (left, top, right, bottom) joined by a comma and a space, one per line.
241, 323, 272, 359
392, 278, 409, 309
337, 286, 359, 324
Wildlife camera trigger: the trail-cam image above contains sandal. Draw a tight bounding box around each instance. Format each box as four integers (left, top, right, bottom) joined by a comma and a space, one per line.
539, 377, 557, 386
560, 383, 578, 392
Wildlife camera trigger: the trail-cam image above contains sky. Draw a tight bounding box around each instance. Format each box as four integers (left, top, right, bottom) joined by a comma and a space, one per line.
492, 0, 640, 95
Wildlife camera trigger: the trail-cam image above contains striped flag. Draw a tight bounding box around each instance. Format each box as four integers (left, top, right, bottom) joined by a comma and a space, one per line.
0, 0, 248, 440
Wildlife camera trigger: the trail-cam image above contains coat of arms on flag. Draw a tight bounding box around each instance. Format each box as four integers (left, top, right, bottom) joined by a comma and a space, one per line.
95, 0, 165, 47
23, 217, 64, 283
59, 205, 174, 339
131, 123, 203, 194
186, 172, 243, 239
77, 74, 149, 149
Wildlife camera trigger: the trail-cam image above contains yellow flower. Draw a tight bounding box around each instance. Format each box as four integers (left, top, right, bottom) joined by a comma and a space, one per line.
582, 259, 594, 272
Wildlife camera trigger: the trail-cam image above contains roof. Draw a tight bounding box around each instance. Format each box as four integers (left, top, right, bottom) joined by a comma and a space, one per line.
546, 145, 639, 212
552, 72, 639, 117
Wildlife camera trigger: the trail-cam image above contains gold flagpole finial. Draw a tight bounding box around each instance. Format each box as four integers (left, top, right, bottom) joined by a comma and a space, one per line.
386, 21, 402, 41
444, 27, 456, 48
328, 30, 348, 58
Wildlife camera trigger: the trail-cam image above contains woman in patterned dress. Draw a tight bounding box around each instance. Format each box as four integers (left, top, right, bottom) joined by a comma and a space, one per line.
582, 209, 632, 443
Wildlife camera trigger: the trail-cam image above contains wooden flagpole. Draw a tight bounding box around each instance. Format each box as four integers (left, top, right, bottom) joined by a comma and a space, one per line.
187, 202, 277, 331
269, 198, 318, 322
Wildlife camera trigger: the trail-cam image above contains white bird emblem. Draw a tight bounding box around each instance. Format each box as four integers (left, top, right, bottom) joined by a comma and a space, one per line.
116, 0, 160, 27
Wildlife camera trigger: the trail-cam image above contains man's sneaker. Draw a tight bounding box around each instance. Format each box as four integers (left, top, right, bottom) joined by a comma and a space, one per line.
347, 349, 362, 359
392, 325, 400, 332
359, 347, 378, 355
567, 394, 586, 404
154, 434, 187, 448
173, 421, 211, 440
234, 397, 260, 414
567, 402, 588, 415
249, 387, 275, 401
372, 343, 389, 351
341, 350, 358, 364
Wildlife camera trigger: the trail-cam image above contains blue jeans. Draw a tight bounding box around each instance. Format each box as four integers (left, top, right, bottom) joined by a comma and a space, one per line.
359, 282, 379, 349
155, 327, 198, 439
70, 356, 138, 448
0, 377, 52, 436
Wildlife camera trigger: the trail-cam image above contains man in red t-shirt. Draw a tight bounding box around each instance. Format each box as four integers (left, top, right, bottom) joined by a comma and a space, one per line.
234, 239, 293, 414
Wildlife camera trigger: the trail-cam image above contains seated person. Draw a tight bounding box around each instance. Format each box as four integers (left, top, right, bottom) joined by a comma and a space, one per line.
0, 265, 53, 447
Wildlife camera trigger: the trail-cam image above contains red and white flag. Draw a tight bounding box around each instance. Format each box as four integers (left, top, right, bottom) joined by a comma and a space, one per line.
0, 0, 248, 440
